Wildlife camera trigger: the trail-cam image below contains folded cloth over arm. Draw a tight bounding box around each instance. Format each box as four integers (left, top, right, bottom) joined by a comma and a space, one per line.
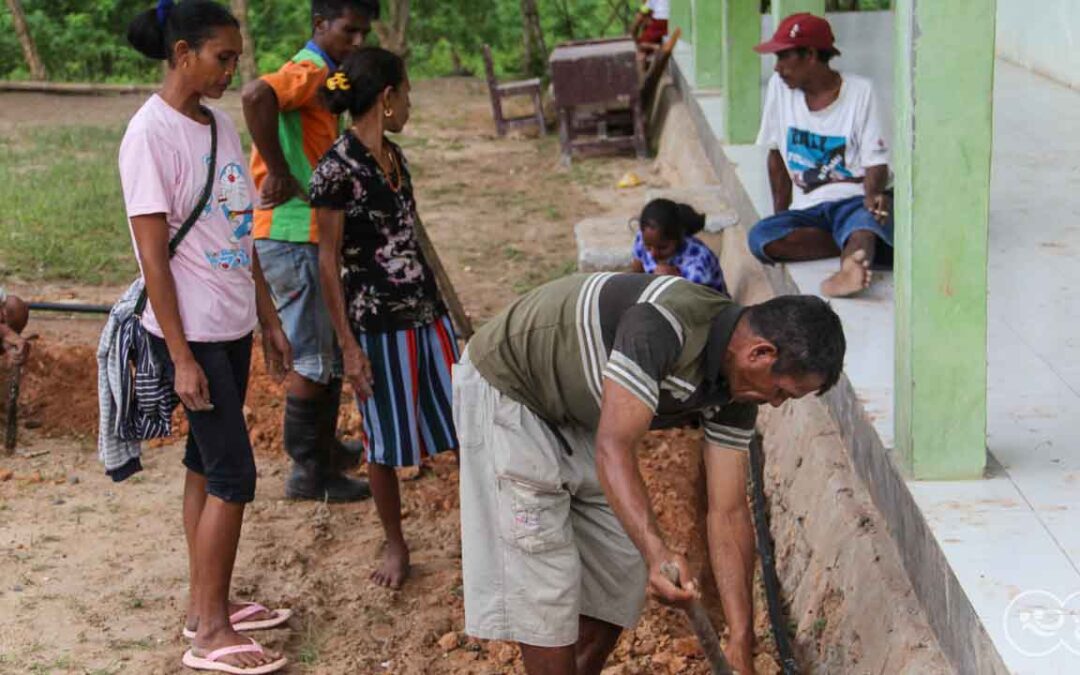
96, 281, 179, 482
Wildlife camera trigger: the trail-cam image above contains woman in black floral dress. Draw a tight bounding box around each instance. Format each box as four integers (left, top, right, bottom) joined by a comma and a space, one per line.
312, 47, 458, 590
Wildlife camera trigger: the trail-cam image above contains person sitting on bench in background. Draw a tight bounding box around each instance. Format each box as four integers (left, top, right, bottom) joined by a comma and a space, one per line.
746, 13, 892, 298
630, 198, 728, 295
0, 288, 30, 366
631, 0, 669, 66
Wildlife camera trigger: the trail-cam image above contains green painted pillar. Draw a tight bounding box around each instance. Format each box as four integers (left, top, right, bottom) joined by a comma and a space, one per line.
771, 0, 825, 23
670, 0, 693, 43
694, 0, 724, 89
721, 0, 760, 143
893, 0, 995, 479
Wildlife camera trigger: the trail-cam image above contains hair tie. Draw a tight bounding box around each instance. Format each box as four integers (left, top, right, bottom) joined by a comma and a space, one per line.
156, 0, 174, 27
326, 72, 351, 91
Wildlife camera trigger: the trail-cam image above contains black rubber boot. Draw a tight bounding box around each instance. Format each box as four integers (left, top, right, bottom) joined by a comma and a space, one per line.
326, 378, 364, 471
283, 395, 328, 501
284, 392, 371, 502
318, 381, 371, 502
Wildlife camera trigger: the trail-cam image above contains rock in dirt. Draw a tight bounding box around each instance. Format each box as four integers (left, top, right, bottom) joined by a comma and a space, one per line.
671, 636, 701, 658
67, 474, 79, 485
631, 637, 657, 657
487, 642, 517, 665
437, 631, 460, 652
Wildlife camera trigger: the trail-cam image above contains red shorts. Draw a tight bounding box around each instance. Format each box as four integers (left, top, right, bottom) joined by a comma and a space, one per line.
637, 18, 668, 45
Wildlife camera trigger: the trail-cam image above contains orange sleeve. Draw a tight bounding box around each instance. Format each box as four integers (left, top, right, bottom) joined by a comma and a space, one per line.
260, 60, 327, 113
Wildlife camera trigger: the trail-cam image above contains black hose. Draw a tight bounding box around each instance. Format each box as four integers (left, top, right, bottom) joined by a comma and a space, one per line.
28, 301, 111, 315
749, 433, 799, 675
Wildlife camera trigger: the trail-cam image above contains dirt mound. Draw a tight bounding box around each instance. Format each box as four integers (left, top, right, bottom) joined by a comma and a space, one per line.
1, 339, 784, 673
279, 429, 782, 675
1, 341, 99, 440
1, 337, 358, 458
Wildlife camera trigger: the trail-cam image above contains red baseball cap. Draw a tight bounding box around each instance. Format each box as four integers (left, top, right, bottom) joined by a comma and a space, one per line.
753, 13, 840, 55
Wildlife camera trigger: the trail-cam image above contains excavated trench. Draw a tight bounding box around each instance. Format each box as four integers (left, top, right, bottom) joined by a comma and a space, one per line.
649, 83, 955, 674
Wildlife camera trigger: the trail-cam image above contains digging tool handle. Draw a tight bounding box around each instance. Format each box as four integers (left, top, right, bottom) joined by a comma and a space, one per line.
660, 562, 736, 675
5, 362, 21, 454
413, 215, 474, 340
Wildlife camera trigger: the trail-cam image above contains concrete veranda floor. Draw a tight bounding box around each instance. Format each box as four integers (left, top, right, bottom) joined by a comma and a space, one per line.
768, 60, 1080, 674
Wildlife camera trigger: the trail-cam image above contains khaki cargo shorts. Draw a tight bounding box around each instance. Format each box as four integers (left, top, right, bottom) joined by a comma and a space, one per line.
452, 353, 647, 648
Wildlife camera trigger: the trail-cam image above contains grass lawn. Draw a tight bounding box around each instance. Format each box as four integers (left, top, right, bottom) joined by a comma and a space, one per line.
0, 125, 137, 285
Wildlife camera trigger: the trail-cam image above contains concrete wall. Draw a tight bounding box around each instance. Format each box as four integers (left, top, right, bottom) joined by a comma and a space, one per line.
760, 11, 896, 143
996, 0, 1080, 90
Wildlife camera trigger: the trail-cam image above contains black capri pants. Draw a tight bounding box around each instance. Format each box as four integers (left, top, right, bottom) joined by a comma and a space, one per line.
149, 333, 257, 503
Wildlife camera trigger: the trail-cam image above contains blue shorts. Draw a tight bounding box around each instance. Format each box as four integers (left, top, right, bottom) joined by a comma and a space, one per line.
747, 195, 893, 264
254, 240, 341, 384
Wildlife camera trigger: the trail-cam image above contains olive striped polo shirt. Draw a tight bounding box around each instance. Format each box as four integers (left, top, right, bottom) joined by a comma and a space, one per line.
468, 272, 757, 451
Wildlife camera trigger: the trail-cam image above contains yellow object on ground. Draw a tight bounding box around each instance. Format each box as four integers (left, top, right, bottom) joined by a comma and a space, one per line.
617, 171, 643, 188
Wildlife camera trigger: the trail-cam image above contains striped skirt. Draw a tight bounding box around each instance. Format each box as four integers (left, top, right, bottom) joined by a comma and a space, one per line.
356, 315, 459, 467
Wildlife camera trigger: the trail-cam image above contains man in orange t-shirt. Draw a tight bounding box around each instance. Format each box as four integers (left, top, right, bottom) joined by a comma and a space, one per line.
241, 0, 378, 502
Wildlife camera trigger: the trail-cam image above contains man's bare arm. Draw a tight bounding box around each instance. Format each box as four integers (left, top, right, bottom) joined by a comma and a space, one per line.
767, 148, 792, 214
863, 164, 890, 222
704, 442, 757, 674
241, 79, 304, 209
595, 379, 696, 607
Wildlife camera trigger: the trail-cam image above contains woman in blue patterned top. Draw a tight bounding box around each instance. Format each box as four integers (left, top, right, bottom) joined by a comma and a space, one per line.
630, 198, 728, 294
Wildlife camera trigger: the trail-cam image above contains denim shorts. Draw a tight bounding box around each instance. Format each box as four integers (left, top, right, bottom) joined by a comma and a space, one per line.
254, 239, 341, 383
747, 195, 894, 264
149, 333, 257, 503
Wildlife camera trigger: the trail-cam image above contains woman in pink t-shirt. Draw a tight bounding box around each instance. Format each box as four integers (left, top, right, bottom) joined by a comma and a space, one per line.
119, 2, 292, 673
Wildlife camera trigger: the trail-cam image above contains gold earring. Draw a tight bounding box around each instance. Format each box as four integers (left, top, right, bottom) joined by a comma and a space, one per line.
384, 108, 393, 118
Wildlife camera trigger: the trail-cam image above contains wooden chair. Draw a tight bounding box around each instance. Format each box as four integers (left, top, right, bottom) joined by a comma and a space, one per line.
482, 44, 546, 137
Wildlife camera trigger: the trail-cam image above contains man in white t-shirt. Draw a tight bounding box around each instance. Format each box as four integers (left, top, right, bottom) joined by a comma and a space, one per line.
748, 13, 892, 297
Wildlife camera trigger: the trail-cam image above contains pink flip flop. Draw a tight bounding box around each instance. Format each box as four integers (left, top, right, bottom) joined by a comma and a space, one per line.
183, 602, 293, 639
181, 637, 287, 674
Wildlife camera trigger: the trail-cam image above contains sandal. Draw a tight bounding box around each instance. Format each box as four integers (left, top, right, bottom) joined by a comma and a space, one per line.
183, 602, 293, 639
181, 637, 287, 674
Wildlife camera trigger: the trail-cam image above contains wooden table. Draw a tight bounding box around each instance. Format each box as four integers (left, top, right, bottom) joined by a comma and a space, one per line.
549, 37, 647, 165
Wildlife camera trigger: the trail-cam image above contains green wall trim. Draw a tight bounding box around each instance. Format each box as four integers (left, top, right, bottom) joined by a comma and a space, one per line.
893, 0, 995, 479
671, 0, 693, 44
694, 0, 724, 89
722, 0, 761, 143
771, 0, 826, 23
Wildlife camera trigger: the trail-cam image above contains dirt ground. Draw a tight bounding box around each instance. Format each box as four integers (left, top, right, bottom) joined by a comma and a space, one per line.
0, 80, 782, 674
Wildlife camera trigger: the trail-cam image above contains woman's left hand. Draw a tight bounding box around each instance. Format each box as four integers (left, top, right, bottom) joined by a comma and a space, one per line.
262, 323, 293, 383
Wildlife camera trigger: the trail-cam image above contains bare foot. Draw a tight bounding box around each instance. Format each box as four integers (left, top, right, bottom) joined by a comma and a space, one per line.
185, 601, 278, 634
371, 540, 410, 590
821, 249, 872, 297
192, 627, 283, 670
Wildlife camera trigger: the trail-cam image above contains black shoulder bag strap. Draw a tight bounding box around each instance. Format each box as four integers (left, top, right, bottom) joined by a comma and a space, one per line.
134, 107, 218, 317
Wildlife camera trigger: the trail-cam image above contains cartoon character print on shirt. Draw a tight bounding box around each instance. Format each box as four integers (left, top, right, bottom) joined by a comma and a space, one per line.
205, 161, 253, 271
785, 127, 860, 193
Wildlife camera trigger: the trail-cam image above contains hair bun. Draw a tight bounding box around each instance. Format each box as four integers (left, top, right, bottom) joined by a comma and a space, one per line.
127, 7, 169, 60
676, 203, 706, 236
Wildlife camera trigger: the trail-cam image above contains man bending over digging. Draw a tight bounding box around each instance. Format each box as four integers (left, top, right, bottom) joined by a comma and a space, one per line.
454, 272, 846, 674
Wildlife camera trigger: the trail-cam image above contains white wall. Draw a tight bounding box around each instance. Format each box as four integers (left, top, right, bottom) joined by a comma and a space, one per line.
996, 0, 1080, 90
